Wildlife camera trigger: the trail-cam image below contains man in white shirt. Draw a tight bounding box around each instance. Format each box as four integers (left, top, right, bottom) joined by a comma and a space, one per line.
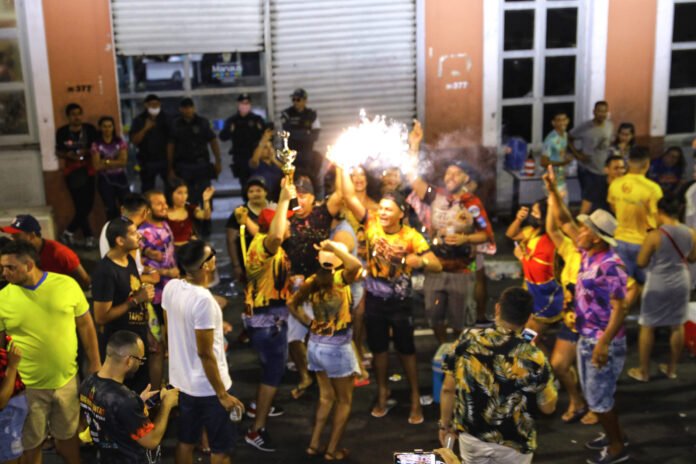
162, 240, 244, 463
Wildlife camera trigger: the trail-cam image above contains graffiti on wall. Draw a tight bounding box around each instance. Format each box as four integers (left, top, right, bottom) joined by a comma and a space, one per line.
433, 48, 473, 91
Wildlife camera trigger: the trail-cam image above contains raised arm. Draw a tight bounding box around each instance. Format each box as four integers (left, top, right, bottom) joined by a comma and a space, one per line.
249, 130, 273, 170
506, 207, 529, 242
545, 191, 565, 249
194, 187, 214, 220
264, 182, 293, 255
406, 120, 429, 200
543, 165, 579, 241
340, 166, 367, 221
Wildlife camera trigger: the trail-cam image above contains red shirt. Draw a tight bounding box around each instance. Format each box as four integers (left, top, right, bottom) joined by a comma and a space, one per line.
168, 204, 198, 244
40, 239, 80, 275
0, 344, 25, 398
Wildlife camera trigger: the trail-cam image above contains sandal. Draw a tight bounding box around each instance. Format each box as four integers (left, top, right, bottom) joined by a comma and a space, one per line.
408, 414, 424, 425
371, 398, 397, 418
581, 411, 598, 425
306, 445, 326, 456
659, 363, 677, 379
324, 448, 350, 461
562, 406, 589, 424
627, 367, 649, 382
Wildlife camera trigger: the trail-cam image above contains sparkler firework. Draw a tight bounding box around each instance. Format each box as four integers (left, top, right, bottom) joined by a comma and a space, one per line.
328, 110, 420, 179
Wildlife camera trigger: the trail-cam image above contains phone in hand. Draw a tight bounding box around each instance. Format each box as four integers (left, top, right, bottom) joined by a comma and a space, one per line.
521, 328, 538, 343
394, 451, 444, 464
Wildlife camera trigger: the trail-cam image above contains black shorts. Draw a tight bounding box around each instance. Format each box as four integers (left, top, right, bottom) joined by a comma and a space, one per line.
364, 294, 416, 355
177, 388, 238, 454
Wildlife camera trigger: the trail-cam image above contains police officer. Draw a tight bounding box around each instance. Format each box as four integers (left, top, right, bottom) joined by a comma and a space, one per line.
219, 93, 265, 187
167, 98, 221, 235
130, 94, 170, 192
281, 88, 321, 178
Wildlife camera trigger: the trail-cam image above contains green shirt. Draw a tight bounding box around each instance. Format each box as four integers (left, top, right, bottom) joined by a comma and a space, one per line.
0, 272, 89, 389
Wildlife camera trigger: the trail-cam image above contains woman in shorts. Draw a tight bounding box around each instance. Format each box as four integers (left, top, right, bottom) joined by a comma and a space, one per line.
288, 240, 363, 462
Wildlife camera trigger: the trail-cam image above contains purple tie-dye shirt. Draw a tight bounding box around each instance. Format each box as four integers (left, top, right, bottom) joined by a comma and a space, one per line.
575, 248, 627, 340
138, 221, 176, 304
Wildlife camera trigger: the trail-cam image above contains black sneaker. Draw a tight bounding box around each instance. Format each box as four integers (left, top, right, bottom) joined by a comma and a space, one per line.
245, 428, 276, 452
246, 403, 285, 419
585, 433, 629, 451
586, 447, 630, 464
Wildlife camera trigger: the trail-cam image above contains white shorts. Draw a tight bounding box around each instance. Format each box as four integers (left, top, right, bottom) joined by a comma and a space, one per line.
458, 433, 533, 464
287, 302, 314, 343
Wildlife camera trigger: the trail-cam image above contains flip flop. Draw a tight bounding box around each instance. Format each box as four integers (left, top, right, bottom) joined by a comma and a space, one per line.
408, 414, 425, 425
562, 407, 589, 424
627, 367, 649, 383
659, 363, 677, 379
580, 411, 598, 425
324, 448, 350, 461
371, 398, 397, 418
354, 377, 371, 387
306, 446, 325, 457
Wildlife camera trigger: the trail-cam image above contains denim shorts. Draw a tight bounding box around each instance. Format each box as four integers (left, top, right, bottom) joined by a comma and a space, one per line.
307, 340, 361, 378
577, 336, 627, 413
177, 388, 238, 453
615, 240, 645, 285
0, 394, 28, 461
248, 323, 288, 387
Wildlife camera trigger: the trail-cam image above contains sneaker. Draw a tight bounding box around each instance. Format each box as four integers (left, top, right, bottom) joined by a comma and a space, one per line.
246, 403, 285, 419
586, 447, 630, 464
245, 428, 276, 452
60, 230, 75, 246
585, 433, 629, 451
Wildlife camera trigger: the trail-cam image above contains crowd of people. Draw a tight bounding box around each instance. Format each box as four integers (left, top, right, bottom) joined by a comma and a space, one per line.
0, 93, 693, 464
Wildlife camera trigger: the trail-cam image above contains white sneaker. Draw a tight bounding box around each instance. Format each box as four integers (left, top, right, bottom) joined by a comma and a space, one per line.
61, 230, 75, 246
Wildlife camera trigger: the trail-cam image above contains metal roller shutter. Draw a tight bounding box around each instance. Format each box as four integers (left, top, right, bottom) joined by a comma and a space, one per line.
270, 0, 417, 151
111, 0, 264, 55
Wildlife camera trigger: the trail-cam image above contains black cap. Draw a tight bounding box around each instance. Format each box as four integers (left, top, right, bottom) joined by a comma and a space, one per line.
381, 191, 407, 212
1, 215, 41, 235
295, 175, 314, 195
237, 93, 251, 102
291, 88, 308, 99
179, 97, 194, 108
244, 175, 267, 193
144, 94, 160, 103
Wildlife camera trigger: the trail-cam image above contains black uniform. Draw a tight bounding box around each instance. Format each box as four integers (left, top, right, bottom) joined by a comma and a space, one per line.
129, 111, 170, 192
280, 106, 320, 172
168, 114, 216, 204
218, 111, 265, 185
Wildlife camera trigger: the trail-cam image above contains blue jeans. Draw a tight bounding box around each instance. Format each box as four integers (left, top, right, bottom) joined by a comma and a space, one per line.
615, 240, 646, 285
307, 340, 360, 378
0, 394, 28, 461
248, 323, 288, 387
577, 336, 627, 413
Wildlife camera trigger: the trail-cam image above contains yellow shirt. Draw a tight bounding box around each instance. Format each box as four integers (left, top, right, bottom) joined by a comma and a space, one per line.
0, 272, 89, 389
608, 173, 663, 244
296, 270, 353, 337
557, 236, 581, 291
243, 233, 291, 313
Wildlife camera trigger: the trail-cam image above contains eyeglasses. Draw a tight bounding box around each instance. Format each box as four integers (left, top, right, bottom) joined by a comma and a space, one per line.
200, 248, 217, 268
129, 354, 147, 364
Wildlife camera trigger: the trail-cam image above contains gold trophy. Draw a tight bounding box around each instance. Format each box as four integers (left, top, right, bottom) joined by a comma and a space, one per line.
276, 130, 300, 211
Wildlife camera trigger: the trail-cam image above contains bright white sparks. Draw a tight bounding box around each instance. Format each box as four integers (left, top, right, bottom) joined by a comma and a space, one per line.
328, 110, 412, 174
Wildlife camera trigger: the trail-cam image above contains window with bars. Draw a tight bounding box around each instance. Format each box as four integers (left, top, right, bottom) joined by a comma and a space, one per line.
500, 0, 583, 145
0, 0, 33, 144
667, 0, 696, 134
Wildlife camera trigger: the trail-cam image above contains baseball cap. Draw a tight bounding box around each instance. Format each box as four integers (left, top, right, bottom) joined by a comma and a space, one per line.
295, 176, 315, 195
237, 93, 251, 102
381, 190, 407, 212
144, 94, 160, 103
1, 215, 41, 235
257, 208, 294, 233
244, 176, 267, 193
577, 209, 617, 247
291, 88, 308, 99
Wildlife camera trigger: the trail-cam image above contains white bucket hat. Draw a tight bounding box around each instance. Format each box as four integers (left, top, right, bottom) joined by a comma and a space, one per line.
577, 209, 618, 247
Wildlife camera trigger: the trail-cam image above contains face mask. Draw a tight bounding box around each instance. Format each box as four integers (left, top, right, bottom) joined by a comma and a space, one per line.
147, 107, 161, 117
525, 217, 541, 229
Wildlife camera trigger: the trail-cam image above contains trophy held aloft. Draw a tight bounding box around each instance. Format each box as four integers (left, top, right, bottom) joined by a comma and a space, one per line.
276, 131, 301, 211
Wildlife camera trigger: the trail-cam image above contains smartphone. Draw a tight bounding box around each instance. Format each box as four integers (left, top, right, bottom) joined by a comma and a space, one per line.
521, 328, 538, 343
394, 451, 443, 464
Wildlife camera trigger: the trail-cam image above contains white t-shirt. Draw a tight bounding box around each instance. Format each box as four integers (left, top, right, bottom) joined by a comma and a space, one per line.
162, 279, 232, 397
99, 221, 144, 274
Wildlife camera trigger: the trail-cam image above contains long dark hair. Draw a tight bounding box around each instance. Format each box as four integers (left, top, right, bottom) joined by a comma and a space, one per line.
663, 146, 686, 177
